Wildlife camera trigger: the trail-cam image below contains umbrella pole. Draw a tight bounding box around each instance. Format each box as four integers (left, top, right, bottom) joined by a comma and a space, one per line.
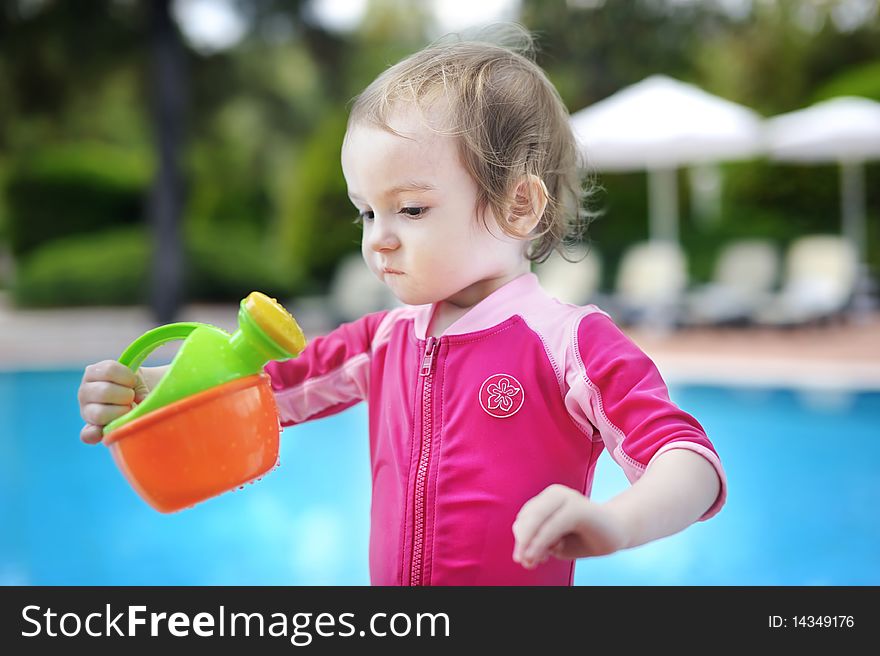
840, 160, 866, 266
648, 167, 679, 243
840, 160, 877, 323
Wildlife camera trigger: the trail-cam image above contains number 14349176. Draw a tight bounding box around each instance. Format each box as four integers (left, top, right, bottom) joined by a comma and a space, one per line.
769, 616, 854, 628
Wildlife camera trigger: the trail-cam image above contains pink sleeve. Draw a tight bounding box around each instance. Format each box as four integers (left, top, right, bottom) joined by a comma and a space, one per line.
264, 310, 390, 427
575, 313, 727, 521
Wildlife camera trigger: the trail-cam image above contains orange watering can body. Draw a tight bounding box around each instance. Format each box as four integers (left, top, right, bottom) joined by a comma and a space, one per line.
101, 292, 306, 513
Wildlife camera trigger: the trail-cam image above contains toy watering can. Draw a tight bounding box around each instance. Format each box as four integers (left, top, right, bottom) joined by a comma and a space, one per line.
101, 292, 306, 513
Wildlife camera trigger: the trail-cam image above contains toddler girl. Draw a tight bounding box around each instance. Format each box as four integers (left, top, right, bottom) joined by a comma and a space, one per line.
78, 31, 726, 585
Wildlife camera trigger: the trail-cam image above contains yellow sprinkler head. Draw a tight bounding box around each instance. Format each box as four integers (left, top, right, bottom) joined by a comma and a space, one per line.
243, 291, 307, 358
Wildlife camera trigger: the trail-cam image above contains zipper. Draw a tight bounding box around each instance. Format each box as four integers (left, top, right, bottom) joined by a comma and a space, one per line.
411, 335, 438, 585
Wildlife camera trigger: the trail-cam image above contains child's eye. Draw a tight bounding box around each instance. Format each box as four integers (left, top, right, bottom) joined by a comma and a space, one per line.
354, 210, 375, 224
400, 207, 427, 218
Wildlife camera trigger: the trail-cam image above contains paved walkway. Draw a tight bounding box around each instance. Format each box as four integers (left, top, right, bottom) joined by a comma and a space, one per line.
2, 293, 879, 389
0, 293, 337, 369
628, 317, 880, 389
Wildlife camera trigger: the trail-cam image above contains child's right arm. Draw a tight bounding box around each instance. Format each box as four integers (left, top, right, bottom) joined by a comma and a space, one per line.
78, 309, 395, 443
77, 361, 169, 444
264, 310, 394, 427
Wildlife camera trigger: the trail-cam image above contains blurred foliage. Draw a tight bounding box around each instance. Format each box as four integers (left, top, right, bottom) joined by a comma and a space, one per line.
275, 109, 354, 294
524, 0, 880, 284
522, 0, 718, 107
13, 227, 150, 306
814, 60, 880, 101
185, 222, 294, 301
1, 0, 879, 304
13, 224, 293, 306
682, 160, 842, 283
0, 158, 8, 241
5, 142, 151, 257
0, 1, 146, 150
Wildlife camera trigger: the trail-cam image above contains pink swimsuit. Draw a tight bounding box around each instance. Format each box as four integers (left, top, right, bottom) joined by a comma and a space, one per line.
265, 273, 727, 585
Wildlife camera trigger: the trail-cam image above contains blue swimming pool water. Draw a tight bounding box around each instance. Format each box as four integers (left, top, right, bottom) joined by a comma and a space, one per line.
1, 369, 877, 585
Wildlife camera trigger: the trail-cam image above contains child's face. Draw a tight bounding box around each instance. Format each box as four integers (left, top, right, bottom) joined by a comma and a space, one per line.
341, 106, 526, 308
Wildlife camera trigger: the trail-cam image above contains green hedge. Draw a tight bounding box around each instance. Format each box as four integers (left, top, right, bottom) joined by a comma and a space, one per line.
0, 158, 8, 243
814, 60, 880, 103
13, 227, 150, 306
12, 225, 294, 307
4, 142, 151, 258
185, 224, 294, 301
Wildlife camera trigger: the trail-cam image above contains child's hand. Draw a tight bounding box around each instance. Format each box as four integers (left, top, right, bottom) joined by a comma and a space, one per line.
512, 484, 629, 569
77, 360, 155, 445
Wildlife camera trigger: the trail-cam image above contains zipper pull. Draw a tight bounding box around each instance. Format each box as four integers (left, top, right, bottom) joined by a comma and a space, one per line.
420, 336, 437, 377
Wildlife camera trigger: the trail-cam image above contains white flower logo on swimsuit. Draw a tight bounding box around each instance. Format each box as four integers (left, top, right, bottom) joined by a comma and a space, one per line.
479, 373, 525, 418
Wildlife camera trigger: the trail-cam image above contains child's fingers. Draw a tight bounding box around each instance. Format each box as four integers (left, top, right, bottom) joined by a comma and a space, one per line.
511, 485, 568, 564
132, 372, 151, 403
78, 380, 136, 407
548, 538, 566, 556
83, 360, 137, 388
80, 423, 105, 445
520, 501, 579, 565
77, 361, 140, 446
81, 402, 132, 428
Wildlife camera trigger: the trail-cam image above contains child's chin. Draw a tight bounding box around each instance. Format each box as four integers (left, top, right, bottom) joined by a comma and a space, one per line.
390, 288, 432, 307
391, 292, 421, 306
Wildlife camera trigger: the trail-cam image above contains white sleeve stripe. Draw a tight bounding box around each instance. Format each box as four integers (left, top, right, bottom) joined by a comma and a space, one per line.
274, 352, 370, 423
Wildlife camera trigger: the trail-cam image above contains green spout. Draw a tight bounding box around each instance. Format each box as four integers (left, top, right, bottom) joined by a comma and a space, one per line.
103, 292, 306, 435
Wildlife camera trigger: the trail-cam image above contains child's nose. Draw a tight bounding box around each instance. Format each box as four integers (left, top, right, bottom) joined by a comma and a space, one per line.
367, 216, 400, 252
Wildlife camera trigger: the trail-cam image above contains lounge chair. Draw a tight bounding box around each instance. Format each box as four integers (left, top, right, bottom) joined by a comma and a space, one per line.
534, 243, 602, 306
609, 240, 687, 329
753, 235, 858, 326
684, 239, 780, 325
327, 252, 399, 323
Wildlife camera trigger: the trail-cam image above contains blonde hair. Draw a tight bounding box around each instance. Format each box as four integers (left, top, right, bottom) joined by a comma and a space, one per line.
347, 25, 594, 263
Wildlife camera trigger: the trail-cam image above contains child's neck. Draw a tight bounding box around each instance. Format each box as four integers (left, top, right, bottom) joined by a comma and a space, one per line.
427, 303, 470, 338
428, 266, 529, 337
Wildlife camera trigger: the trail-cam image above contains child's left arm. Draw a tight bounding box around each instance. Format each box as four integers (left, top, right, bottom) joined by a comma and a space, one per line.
512, 447, 720, 569
513, 311, 726, 570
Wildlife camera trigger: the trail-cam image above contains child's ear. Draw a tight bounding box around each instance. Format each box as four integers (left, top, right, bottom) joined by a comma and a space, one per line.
507, 174, 549, 237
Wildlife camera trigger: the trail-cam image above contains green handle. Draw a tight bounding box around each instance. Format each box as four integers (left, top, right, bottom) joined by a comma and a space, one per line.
103, 293, 307, 436
102, 322, 209, 435
117, 323, 202, 372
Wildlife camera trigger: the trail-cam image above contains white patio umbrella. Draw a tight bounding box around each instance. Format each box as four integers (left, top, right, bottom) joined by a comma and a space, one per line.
765, 96, 880, 267
570, 75, 765, 244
